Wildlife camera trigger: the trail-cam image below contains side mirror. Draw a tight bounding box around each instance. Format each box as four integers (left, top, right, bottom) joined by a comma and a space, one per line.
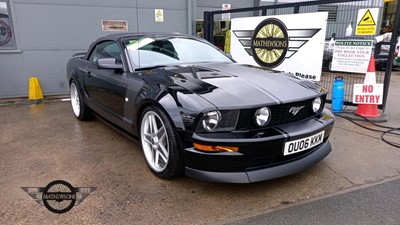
97, 58, 123, 70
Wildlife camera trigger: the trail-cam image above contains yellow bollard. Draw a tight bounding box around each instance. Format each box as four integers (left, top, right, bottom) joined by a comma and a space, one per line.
28, 77, 44, 100
224, 30, 231, 54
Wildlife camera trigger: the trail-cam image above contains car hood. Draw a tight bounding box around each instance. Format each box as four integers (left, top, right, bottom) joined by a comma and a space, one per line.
145, 62, 324, 109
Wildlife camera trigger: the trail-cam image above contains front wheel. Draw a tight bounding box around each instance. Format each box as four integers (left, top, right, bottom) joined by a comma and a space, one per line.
70, 80, 92, 121
140, 106, 184, 179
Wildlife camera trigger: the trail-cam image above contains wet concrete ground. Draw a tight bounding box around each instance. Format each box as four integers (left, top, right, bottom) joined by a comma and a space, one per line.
1, 73, 399, 224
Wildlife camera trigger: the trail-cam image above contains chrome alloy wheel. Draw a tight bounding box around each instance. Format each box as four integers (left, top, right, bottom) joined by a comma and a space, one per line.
70, 82, 80, 118
141, 111, 169, 172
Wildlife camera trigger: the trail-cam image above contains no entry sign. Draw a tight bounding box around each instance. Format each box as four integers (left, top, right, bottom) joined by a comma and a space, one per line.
353, 84, 383, 104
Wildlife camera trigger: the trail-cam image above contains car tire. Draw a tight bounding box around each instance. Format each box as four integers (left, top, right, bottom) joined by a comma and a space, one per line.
70, 80, 92, 121
140, 106, 184, 179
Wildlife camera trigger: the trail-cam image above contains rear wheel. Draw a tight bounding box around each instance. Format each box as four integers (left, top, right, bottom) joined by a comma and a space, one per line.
70, 80, 92, 121
140, 106, 184, 179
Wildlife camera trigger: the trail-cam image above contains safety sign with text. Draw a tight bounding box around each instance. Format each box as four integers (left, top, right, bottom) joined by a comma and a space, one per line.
355, 8, 379, 35
155, 9, 164, 22
222, 4, 231, 20
353, 84, 383, 104
331, 40, 373, 73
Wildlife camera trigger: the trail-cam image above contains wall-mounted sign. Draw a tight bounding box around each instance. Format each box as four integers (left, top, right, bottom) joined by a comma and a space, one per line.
0, 2, 16, 49
155, 9, 164, 22
230, 12, 328, 81
331, 40, 373, 73
355, 8, 379, 35
353, 84, 383, 104
102, 20, 128, 32
0, 20, 12, 46
222, 4, 231, 20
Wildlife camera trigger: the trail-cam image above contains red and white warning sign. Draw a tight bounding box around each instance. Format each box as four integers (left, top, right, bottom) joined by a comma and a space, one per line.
353, 84, 383, 104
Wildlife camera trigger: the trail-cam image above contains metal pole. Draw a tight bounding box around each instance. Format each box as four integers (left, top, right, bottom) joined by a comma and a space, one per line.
203, 11, 211, 42
254, 0, 260, 17
262, 8, 267, 16
187, 0, 192, 35
204, 0, 364, 15
293, 5, 300, 14
210, 13, 215, 43
381, 1, 400, 112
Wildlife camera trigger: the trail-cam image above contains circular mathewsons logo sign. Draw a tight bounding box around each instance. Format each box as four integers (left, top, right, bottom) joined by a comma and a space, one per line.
42, 180, 77, 214
251, 18, 289, 68
0, 20, 12, 46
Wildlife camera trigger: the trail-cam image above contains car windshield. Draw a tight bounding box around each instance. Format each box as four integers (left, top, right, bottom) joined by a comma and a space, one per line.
125, 37, 233, 69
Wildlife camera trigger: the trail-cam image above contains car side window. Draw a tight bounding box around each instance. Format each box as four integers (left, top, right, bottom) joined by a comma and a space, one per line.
88, 41, 122, 64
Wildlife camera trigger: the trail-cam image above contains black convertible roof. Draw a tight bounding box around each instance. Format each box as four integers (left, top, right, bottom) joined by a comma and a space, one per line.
86, 32, 206, 60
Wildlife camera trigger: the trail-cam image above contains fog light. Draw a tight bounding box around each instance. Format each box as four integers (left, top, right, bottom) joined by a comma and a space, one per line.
193, 143, 238, 152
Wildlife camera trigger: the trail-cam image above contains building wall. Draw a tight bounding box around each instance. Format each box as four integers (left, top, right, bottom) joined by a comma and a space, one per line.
0, 0, 188, 98
0, 0, 386, 98
196, 0, 256, 20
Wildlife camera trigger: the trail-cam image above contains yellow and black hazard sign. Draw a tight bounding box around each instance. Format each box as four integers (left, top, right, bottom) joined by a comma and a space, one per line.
356, 8, 379, 35
358, 10, 375, 26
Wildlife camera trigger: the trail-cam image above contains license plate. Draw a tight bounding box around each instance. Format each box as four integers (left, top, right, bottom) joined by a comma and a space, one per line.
283, 131, 325, 156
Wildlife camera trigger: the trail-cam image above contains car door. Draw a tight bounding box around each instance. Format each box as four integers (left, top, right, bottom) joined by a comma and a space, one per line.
83, 41, 127, 126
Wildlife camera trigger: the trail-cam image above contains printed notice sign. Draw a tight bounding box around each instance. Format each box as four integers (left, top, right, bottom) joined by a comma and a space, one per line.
331, 40, 373, 73
222, 4, 231, 20
355, 8, 379, 35
353, 84, 383, 104
102, 20, 128, 31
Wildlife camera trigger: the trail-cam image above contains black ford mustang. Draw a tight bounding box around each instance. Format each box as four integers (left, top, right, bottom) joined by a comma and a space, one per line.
67, 33, 335, 183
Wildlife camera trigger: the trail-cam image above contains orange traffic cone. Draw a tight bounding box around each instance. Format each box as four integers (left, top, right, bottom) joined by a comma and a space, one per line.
354, 56, 380, 118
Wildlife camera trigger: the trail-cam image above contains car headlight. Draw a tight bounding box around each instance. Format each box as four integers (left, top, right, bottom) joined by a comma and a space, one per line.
196, 110, 239, 132
312, 97, 322, 113
255, 107, 271, 126
202, 111, 221, 131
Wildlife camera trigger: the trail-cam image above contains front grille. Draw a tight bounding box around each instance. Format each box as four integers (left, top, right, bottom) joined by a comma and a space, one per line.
268, 99, 315, 126
235, 97, 325, 130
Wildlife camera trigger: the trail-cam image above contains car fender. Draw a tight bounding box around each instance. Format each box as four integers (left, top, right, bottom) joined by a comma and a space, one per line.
133, 94, 187, 138
158, 93, 187, 131
135, 88, 217, 134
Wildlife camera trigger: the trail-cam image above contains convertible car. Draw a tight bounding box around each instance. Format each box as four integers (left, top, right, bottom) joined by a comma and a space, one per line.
67, 33, 335, 183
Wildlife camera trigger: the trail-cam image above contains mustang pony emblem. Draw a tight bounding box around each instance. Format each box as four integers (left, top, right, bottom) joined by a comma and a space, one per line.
289, 106, 305, 116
